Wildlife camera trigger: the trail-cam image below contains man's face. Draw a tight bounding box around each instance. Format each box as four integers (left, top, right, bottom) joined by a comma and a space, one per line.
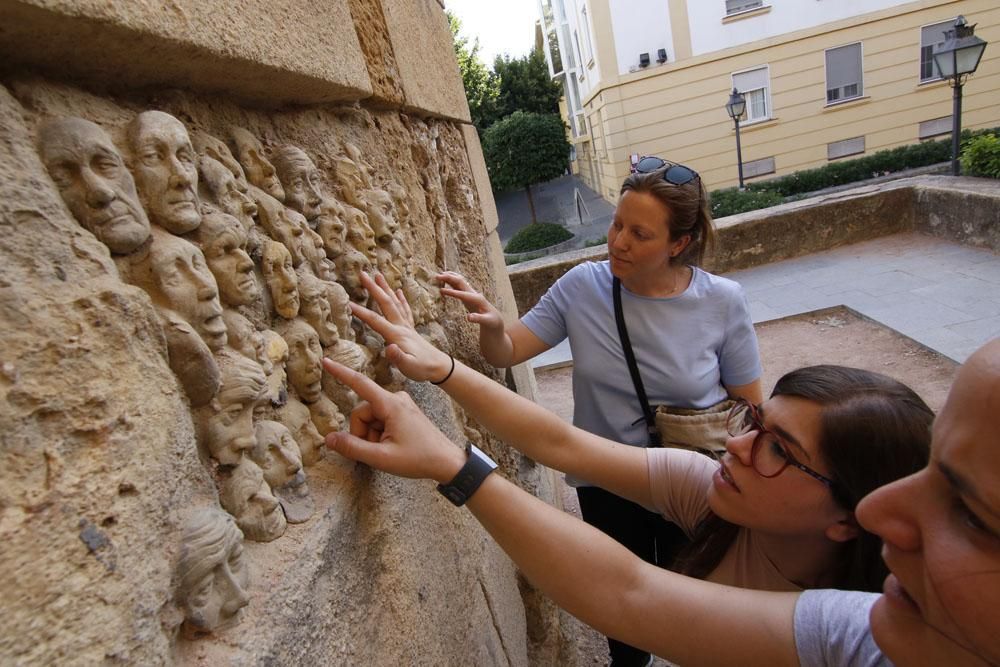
201, 221, 258, 307
39, 118, 150, 254
285, 325, 323, 404
130, 112, 201, 233
200, 157, 257, 230
230, 127, 284, 201
263, 244, 299, 319
316, 209, 347, 259
282, 156, 324, 221
149, 233, 227, 350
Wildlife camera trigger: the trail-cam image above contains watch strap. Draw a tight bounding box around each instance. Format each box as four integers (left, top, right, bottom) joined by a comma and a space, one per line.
436, 443, 497, 507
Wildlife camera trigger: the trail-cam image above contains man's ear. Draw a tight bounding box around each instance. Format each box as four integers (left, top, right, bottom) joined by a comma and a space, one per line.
826, 512, 861, 543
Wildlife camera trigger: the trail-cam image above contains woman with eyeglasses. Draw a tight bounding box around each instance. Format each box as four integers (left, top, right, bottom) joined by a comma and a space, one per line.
321, 335, 1000, 666
347, 272, 930, 592
438, 159, 763, 664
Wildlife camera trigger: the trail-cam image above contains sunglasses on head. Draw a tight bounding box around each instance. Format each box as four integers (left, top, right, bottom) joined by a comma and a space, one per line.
633, 156, 699, 186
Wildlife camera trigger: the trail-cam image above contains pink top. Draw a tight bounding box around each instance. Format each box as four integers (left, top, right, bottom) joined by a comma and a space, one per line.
645, 448, 801, 592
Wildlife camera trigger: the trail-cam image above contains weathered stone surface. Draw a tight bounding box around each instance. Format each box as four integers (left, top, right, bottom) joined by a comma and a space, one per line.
913, 177, 1000, 252
0, 0, 371, 107
382, 0, 472, 122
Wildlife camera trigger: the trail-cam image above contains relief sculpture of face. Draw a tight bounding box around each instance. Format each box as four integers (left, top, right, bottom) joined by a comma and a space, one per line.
276, 318, 323, 404
194, 349, 265, 465
254, 191, 307, 266
191, 131, 250, 193
252, 420, 314, 523
297, 271, 339, 347
176, 508, 250, 634
261, 240, 299, 319
363, 188, 399, 244
220, 458, 286, 542
255, 330, 288, 417
127, 111, 201, 234
193, 211, 259, 307
315, 200, 347, 259
277, 397, 324, 466
37, 117, 151, 254
136, 228, 228, 351
271, 145, 324, 222
222, 310, 269, 373
198, 156, 257, 231
334, 246, 372, 303
228, 126, 284, 201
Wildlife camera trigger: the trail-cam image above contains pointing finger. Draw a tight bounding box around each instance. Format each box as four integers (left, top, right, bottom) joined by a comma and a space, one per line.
321, 358, 390, 411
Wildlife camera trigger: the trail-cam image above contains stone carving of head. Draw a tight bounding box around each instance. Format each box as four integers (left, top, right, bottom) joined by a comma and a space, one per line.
127, 110, 201, 234
191, 131, 250, 192
363, 189, 399, 243
296, 271, 339, 347
194, 349, 265, 465
271, 145, 324, 222
254, 191, 307, 266
385, 181, 410, 228
220, 458, 286, 542
250, 420, 303, 489
315, 200, 347, 259
176, 507, 250, 633
277, 397, 324, 466
192, 210, 258, 307
37, 117, 151, 255
334, 246, 372, 302
275, 318, 323, 404
132, 227, 227, 350
256, 330, 288, 416
261, 239, 299, 319
221, 310, 269, 372
198, 156, 257, 230
308, 395, 344, 435
344, 206, 377, 261
228, 126, 284, 201
325, 280, 354, 341
332, 155, 366, 207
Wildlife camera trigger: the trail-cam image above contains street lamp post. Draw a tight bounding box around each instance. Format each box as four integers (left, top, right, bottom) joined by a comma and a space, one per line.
932, 16, 987, 176
725, 88, 747, 190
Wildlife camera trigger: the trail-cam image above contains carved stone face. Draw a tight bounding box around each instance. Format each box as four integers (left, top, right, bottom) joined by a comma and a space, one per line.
272, 146, 324, 222
333, 156, 365, 206
365, 189, 399, 243
255, 193, 307, 266
222, 310, 268, 371
195, 350, 265, 465
325, 281, 354, 340
262, 240, 299, 319
176, 508, 249, 633
127, 111, 201, 234
220, 458, 286, 542
315, 205, 347, 259
278, 319, 323, 404
229, 126, 284, 201
142, 229, 227, 350
194, 211, 258, 307
256, 330, 288, 415
192, 131, 250, 193
297, 272, 339, 347
251, 420, 303, 489
308, 395, 343, 434
37, 117, 151, 254
335, 247, 372, 302
279, 398, 324, 466
344, 207, 377, 261
198, 156, 257, 230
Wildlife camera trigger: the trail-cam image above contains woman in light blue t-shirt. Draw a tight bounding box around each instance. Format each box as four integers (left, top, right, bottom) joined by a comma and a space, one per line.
439, 159, 763, 666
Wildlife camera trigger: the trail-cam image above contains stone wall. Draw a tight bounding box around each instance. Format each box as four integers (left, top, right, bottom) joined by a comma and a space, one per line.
0, 1, 559, 664
508, 176, 1000, 316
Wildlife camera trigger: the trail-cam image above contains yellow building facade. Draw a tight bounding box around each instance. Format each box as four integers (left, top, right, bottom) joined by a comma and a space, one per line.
539, 0, 1000, 198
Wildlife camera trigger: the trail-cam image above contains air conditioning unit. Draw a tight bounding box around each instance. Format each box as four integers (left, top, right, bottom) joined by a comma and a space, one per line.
657, 48, 668, 63
639, 52, 650, 68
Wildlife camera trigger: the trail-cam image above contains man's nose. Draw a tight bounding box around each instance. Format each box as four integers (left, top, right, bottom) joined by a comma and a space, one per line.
83, 169, 116, 208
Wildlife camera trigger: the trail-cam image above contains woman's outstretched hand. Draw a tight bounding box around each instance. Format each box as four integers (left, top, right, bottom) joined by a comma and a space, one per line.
321, 357, 464, 483
351, 271, 453, 383
436, 271, 505, 333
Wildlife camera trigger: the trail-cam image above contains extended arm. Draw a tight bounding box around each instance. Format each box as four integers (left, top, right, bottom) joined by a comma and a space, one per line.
354, 272, 654, 508
321, 358, 801, 667
436, 271, 551, 367
726, 378, 764, 405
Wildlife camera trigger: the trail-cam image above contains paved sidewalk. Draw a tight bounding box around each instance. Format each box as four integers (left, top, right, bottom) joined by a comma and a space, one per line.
532, 232, 1000, 369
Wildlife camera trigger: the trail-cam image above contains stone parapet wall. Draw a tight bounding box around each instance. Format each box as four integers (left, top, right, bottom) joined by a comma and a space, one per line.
0, 2, 551, 665
508, 176, 1000, 316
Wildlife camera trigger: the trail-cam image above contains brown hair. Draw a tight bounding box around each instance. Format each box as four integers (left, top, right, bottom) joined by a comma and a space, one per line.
619, 168, 715, 266
673, 365, 933, 592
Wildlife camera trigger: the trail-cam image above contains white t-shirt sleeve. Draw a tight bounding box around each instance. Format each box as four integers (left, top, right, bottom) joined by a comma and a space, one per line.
793, 590, 890, 667
521, 264, 583, 347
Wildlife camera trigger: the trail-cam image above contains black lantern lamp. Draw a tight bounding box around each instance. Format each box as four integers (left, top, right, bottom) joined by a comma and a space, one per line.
725, 88, 747, 189
932, 16, 988, 175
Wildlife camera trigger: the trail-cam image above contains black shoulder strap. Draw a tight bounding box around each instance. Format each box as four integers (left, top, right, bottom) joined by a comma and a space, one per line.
612, 277, 661, 446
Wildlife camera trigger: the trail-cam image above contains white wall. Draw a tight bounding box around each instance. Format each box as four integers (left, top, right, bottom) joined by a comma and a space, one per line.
687, 0, 914, 56
609, 0, 675, 75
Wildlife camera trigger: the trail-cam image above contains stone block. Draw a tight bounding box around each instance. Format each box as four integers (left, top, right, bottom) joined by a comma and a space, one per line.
463, 124, 499, 234
0, 0, 372, 107
381, 0, 471, 122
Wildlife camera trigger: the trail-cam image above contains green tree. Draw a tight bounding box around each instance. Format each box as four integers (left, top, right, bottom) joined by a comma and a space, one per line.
492, 47, 563, 120
482, 111, 571, 223
447, 11, 498, 132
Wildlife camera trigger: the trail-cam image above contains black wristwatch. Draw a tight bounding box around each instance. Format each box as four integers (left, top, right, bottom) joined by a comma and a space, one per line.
436, 443, 498, 507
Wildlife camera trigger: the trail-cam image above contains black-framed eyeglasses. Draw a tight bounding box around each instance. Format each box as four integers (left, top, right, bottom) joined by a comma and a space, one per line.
633, 155, 700, 186
726, 399, 837, 489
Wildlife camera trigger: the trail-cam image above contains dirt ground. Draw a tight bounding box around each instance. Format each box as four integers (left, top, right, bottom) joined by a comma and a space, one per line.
532, 306, 958, 666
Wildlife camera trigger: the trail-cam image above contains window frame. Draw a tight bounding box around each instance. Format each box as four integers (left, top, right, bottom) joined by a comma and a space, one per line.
919, 18, 955, 83
731, 65, 772, 124
726, 0, 763, 16
824, 41, 864, 106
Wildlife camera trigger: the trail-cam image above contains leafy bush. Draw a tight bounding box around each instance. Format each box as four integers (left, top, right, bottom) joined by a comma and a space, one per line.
584, 235, 607, 248
961, 133, 1000, 178
710, 188, 785, 218
504, 222, 573, 253
505, 253, 543, 265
